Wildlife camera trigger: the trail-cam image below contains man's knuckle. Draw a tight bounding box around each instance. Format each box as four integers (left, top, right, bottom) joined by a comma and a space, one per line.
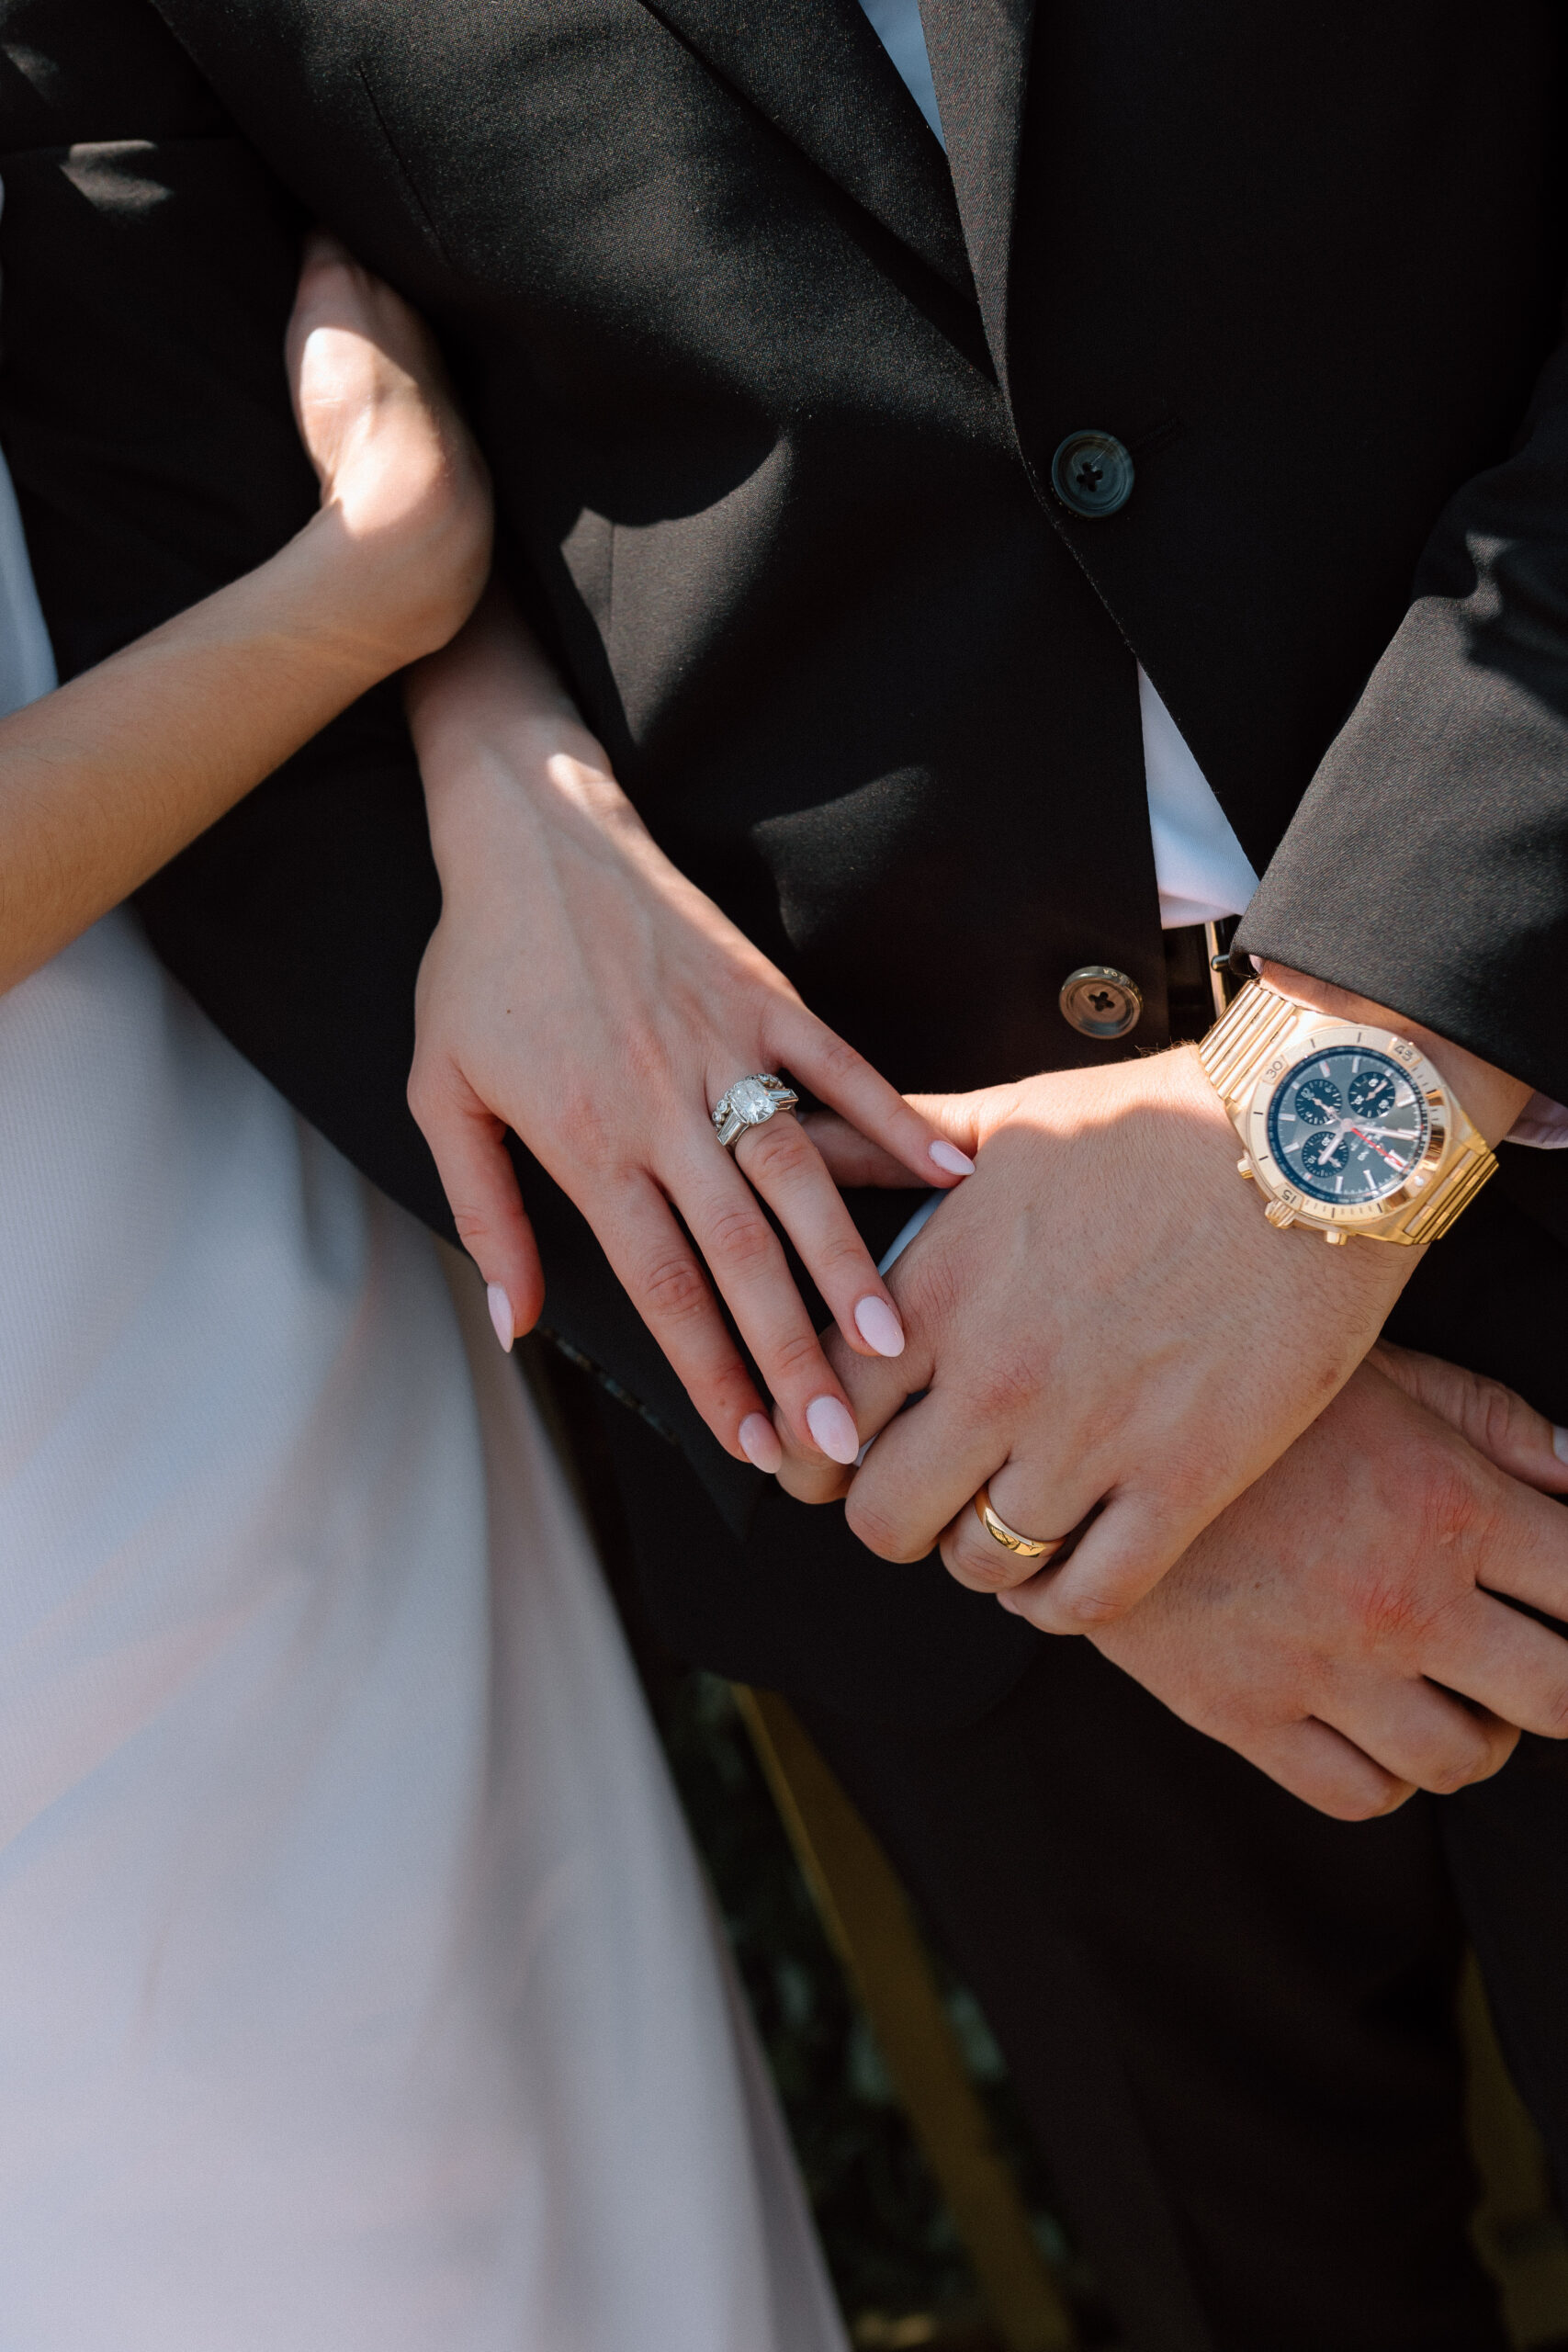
844, 1493, 921, 1561
945, 1538, 1015, 1592
1474, 1378, 1530, 1464
1414, 1455, 1489, 1555
1055, 1578, 1128, 1630
1348, 1569, 1432, 1648
1427, 1741, 1491, 1797
1345, 1785, 1406, 1823
944, 1533, 1006, 1589
900, 1251, 962, 1336
962, 1350, 1043, 1433
1147, 1431, 1213, 1520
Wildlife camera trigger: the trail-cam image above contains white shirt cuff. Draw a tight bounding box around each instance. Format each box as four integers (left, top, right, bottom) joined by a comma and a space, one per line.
1506, 1093, 1568, 1149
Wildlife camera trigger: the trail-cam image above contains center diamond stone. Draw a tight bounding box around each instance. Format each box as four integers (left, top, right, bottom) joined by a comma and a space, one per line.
729, 1077, 776, 1125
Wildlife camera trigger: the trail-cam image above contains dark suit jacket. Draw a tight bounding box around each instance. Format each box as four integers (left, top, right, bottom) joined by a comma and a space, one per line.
2, 0, 1566, 1724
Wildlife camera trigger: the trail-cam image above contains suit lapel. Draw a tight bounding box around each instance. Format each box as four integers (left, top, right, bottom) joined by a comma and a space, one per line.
638, 0, 973, 298
916, 0, 1034, 390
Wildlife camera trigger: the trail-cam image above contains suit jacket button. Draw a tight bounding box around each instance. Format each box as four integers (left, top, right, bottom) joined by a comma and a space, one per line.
1050, 431, 1134, 518
1060, 966, 1143, 1039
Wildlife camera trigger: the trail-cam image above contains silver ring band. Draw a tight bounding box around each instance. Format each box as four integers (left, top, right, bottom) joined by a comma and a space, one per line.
712, 1072, 800, 1151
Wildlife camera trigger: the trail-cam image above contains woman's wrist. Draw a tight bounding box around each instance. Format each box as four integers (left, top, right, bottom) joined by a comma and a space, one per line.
420, 721, 649, 902
408, 589, 644, 875
287, 495, 490, 680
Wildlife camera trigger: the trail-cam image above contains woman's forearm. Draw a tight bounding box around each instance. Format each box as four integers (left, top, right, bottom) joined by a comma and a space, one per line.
0, 512, 449, 994
0, 233, 492, 995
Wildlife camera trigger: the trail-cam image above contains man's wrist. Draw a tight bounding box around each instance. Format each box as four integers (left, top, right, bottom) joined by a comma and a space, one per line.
1258, 962, 1531, 1149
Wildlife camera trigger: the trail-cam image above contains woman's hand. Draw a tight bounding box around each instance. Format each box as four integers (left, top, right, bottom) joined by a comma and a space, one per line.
287, 231, 491, 669
404, 592, 971, 1472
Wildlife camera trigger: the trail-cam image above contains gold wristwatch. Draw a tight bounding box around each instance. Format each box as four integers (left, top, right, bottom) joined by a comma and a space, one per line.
1199, 978, 1496, 1246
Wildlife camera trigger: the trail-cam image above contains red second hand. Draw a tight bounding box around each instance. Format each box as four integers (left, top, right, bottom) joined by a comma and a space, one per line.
1348, 1124, 1404, 1169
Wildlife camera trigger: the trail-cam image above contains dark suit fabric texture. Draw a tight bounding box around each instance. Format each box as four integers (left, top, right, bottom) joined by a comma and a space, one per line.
6, 1, 1568, 2341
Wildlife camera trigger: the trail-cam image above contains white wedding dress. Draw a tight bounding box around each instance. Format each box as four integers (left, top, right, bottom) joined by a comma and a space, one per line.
0, 433, 846, 2343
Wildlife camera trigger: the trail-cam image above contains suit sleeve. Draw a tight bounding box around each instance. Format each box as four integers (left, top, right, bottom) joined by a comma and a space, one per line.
1235, 274, 1568, 1103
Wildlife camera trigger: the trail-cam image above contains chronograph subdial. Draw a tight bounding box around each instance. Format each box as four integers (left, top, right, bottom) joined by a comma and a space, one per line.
1299, 1127, 1351, 1176
1292, 1075, 1341, 1125
1347, 1069, 1396, 1120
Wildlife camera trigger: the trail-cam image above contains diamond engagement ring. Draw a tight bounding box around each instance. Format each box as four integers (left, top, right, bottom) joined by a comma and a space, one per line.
712, 1072, 800, 1151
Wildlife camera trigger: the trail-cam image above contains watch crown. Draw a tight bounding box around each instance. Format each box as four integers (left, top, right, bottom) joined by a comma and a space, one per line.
1236, 1157, 1255, 1181
1264, 1200, 1296, 1228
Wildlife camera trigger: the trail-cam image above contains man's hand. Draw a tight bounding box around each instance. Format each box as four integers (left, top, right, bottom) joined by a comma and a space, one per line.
778, 1048, 1411, 1622
1034, 1348, 1568, 1820
780, 976, 1530, 1631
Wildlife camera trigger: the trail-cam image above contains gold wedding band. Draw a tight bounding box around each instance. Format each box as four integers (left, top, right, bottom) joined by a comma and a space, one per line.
972, 1484, 1066, 1562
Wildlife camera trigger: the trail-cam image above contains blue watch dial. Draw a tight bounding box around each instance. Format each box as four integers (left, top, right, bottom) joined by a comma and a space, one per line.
1266, 1046, 1430, 1206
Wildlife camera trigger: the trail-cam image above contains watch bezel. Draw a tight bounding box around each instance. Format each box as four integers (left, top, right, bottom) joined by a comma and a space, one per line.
1240, 1019, 1453, 1232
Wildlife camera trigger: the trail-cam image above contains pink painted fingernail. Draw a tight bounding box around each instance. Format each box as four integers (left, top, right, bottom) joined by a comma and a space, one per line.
739, 1413, 783, 1474
930, 1139, 976, 1177
487, 1283, 514, 1354
854, 1295, 906, 1358
1554, 1426, 1568, 1464
806, 1395, 861, 1465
